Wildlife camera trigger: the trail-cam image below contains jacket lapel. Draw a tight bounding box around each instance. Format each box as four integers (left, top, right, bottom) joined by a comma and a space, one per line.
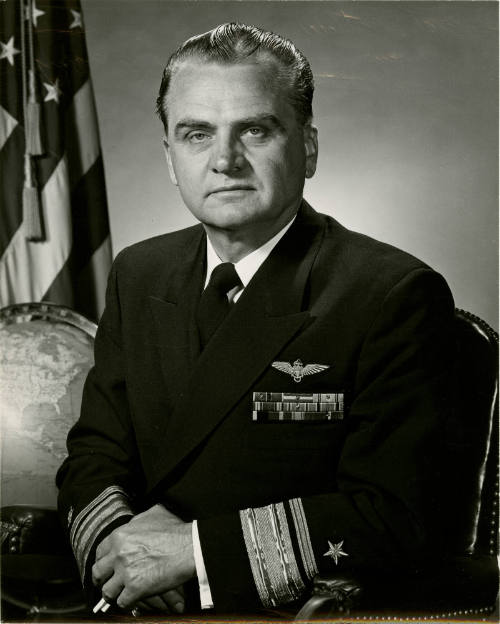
148, 227, 205, 409
148, 202, 327, 491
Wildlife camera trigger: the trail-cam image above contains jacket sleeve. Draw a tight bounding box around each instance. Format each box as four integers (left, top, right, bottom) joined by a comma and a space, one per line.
56, 256, 142, 587
197, 268, 456, 611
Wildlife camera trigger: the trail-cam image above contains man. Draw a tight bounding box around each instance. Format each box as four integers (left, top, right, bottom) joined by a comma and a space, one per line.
56, 23, 455, 616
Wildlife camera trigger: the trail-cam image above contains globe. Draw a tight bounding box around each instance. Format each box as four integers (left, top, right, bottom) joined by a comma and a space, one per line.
0, 304, 96, 508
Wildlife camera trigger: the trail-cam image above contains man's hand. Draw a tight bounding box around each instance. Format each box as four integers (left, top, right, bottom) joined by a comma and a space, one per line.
136, 585, 185, 614
92, 505, 196, 611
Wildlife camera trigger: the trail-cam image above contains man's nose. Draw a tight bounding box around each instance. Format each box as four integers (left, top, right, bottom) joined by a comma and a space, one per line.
210, 133, 246, 174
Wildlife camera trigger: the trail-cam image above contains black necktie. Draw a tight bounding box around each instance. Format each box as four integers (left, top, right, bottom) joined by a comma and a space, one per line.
197, 262, 242, 348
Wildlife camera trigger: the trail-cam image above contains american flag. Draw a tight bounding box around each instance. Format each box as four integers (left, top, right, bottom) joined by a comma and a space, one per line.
0, 0, 111, 322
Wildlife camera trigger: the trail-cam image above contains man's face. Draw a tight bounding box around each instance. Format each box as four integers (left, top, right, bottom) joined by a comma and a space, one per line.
163, 59, 318, 235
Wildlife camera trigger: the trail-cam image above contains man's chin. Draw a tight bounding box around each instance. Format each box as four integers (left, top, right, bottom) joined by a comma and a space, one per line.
199, 203, 262, 231
202, 216, 255, 232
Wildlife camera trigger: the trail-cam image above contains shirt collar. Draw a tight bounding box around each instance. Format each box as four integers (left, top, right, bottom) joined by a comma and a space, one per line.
205, 215, 297, 289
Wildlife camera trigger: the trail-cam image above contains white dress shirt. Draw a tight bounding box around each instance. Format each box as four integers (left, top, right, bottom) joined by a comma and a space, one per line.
192, 214, 296, 608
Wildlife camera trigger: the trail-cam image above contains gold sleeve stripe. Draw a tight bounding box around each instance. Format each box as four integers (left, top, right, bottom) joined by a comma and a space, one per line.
241, 508, 272, 606
70, 485, 126, 543
70, 486, 133, 581
289, 498, 318, 580
272, 503, 306, 597
74, 498, 132, 581
240, 503, 306, 607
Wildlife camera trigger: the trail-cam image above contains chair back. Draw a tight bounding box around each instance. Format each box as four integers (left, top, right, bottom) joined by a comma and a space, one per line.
297, 308, 500, 621
0, 302, 96, 508
445, 309, 498, 557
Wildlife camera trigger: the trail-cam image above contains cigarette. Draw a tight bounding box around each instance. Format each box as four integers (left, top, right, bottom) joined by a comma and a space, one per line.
93, 597, 110, 613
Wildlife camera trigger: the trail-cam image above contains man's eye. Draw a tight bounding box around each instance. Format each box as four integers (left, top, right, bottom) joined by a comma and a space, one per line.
244, 127, 266, 138
187, 132, 209, 143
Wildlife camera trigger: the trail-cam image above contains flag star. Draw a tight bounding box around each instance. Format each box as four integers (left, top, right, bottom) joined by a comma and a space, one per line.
25, 2, 45, 26
44, 79, 62, 103
69, 9, 82, 29
323, 540, 348, 565
0, 36, 20, 66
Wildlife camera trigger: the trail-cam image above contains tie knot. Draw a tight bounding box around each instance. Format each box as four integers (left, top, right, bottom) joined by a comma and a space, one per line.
208, 262, 241, 294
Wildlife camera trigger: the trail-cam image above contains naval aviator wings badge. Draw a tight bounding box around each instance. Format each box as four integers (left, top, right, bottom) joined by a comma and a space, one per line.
272, 359, 330, 383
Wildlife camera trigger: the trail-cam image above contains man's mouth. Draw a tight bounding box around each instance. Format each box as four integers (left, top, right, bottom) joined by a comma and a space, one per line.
208, 185, 255, 195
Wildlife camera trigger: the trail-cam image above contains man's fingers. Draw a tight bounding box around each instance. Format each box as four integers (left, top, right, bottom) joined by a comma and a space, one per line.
161, 588, 185, 613
173, 584, 185, 597
90, 506, 194, 608
95, 534, 112, 561
92, 553, 115, 586
136, 595, 171, 612
123, 590, 184, 614
117, 585, 184, 612
101, 574, 124, 603
116, 585, 138, 610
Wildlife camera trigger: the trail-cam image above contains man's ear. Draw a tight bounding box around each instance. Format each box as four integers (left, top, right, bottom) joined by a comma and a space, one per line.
303, 123, 318, 179
163, 137, 178, 186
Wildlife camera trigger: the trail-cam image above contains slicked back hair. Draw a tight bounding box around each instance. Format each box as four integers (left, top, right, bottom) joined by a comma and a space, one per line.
156, 22, 314, 130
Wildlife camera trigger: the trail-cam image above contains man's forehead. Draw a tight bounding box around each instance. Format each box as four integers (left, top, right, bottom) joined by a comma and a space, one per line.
171, 54, 282, 81
166, 57, 289, 108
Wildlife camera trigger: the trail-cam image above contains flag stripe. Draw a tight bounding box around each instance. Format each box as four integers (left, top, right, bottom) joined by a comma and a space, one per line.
0, 151, 109, 308
0, 156, 72, 305
71, 155, 110, 260
35, 78, 101, 193
83, 236, 111, 316
0, 124, 25, 256
0, 79, 103, 258
67, 80, 101, 187
43, 155, 111, 321
44, 236, 111, 322
0, 83, 99, 250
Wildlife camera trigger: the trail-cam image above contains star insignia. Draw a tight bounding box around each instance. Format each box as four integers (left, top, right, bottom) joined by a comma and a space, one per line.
69, 9, 82, 29
323, 540, 348, 564
25, 2, 45, 26
0, 37, 20, 66
44, 79, 62, 104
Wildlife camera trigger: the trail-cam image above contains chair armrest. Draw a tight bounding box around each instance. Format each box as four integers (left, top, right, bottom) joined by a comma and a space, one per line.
1, 506, 86, 616
1, 505, 70, 556
1, 505, 79, 583
295, 574, 363, 620
296, 556, 499, 620
0, 505, 80, 583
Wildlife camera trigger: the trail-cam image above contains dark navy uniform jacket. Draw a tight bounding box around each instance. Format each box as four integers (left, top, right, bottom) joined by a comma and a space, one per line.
56, 202, 456, 612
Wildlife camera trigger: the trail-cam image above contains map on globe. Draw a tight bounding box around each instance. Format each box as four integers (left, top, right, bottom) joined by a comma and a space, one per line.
0, 306, 96, 508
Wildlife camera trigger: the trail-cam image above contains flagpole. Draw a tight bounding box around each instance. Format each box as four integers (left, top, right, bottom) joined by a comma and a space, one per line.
20, 0, 43, 241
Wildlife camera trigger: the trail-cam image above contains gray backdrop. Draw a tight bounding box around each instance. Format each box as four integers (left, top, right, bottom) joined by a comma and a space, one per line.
82, 0, 498, 329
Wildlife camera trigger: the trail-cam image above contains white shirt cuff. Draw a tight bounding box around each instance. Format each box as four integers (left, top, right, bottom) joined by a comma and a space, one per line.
192, 519, 214, 609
